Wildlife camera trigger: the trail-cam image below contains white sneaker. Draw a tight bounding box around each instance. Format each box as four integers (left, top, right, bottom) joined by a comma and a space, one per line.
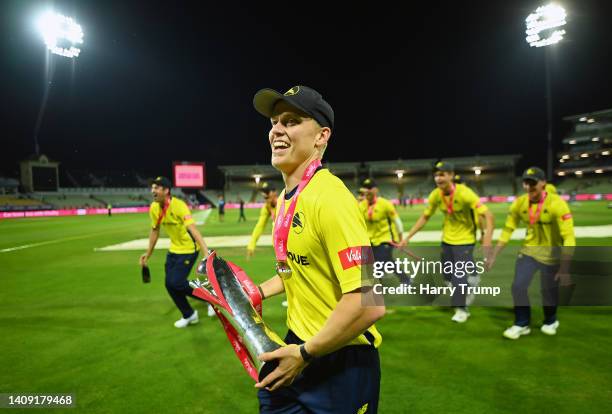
503, 325, 531, 340
207, 305, 215, 317
451, 308, 470, 323
281, 300, 288, 307
540, 320, 559, 336
174, 310, 199, 328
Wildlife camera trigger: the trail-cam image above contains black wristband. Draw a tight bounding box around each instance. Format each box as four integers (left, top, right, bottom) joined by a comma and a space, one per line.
258, 285, 265, 300
299, 343, 314, 362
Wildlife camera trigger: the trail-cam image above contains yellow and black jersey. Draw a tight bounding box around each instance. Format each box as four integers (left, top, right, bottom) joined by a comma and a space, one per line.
424, 184, 488, 245
275, 169, 382, 348
499, 192, 575, 264
358, 197, 399, 246
149, 197, 198, 254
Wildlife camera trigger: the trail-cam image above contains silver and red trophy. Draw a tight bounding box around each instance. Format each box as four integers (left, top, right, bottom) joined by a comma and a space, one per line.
190, 251, 285, 382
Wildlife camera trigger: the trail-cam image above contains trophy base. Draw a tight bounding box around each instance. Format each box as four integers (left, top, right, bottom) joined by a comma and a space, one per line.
258, 359, 279, 383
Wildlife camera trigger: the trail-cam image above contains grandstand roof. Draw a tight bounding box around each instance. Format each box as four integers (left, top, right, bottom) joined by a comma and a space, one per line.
563, 108, 612, 122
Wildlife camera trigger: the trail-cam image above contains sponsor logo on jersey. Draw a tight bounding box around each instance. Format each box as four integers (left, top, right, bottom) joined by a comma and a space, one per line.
338, 246, 374, 270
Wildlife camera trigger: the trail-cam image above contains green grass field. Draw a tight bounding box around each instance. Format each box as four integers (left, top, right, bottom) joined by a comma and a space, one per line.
1, 201, 611, 413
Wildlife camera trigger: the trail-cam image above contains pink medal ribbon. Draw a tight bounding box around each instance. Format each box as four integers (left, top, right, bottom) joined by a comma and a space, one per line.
273, 159, 322, 275
367, 196, 377, 221
440, 184, 455, 214
528, 191, 547, 225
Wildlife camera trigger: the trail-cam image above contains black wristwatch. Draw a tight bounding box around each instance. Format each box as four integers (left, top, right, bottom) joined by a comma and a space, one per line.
299, 343, 314, 362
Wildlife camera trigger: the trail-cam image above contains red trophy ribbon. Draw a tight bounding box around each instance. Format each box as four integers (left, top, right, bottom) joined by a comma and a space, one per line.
190, 251, 285, 382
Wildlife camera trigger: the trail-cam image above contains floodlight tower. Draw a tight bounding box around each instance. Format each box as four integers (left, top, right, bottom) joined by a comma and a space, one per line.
33, 11, 84, 155
525, 3, 567, 181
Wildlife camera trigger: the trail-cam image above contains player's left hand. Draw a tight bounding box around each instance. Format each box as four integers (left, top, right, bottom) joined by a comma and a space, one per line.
554, 271, 573, 286
254, 344, 306, 391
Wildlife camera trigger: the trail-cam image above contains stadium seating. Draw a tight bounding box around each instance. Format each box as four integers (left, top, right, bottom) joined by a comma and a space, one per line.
557, 176, 612, 193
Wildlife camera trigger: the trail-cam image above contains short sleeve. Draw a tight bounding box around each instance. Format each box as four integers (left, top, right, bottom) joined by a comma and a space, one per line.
385, 199, 398, 219
464, 187, 488, 215
176, 200, 195, 226
553, 198, 576, 247
423, 189, 439, 217
317, 188, 371, 294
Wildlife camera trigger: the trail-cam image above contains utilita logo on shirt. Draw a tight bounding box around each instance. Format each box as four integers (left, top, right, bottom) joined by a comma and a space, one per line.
338, 246, 374, 270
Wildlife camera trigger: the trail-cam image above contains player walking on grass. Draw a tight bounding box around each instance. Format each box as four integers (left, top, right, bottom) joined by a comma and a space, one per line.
246, 182, 278, 260
139, 176, 212, 328
252, 85, 385, 413
487, 167, 575, 340
400, 161, 494, 322
358, 178, 410, 285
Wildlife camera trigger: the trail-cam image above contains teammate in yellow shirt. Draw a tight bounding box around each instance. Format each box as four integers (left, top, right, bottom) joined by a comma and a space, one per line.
401, 161, 494, 322
488, 167, 575, 339
252, 85, 385, 413
358, 178, 409, 284
246, 182, 277, 260
139, 176, 210, 328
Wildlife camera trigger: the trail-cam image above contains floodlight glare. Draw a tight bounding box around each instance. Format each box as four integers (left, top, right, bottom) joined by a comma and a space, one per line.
525, 4, 566, 47
36, 11, 83, 58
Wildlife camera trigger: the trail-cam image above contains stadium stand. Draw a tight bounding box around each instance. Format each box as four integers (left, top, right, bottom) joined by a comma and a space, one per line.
0, 195, 51, 212
219, 155, 521, 200
558, 108, 612, 180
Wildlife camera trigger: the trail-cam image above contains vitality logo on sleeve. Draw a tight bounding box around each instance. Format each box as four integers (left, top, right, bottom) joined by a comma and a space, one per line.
338, 246, 374, 270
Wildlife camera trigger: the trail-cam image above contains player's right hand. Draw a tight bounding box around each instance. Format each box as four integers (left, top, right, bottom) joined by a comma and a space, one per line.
139, 253, 149, 267
484, 253, 496, 271
398, 238, 409, 248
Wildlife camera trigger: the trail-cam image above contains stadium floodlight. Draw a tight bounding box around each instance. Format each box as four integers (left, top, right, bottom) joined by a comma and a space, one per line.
474, 168, 482, 176
526, 4, 567, 180
253, 174, 262, 184
36, 11, 83, 58
395, 170, 404, 180
595, 169, 604, 174
558, 171, 565, 176
525, 4, 566, 48
575, 171, 583, 176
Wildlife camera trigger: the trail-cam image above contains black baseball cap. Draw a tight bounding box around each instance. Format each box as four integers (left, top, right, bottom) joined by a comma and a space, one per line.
253, 85, 334, 129
360, 178, 377, 190
522, 167, 546, 182
151, 176, 172, 188
433, 161, 454, 173
260, 182, 276, 195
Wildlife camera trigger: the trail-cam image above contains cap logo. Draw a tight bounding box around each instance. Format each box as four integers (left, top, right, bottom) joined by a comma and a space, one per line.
284, 86, 300, 96
527, 168, 535, 175
156, 176, 162, 180
436, 162, 444, 168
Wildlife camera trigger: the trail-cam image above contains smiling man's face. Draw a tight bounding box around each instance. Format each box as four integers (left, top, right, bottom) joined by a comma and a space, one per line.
268, 101, 323, 174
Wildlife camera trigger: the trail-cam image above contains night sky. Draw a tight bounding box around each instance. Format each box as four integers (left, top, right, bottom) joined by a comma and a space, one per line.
2, 0, 612, 187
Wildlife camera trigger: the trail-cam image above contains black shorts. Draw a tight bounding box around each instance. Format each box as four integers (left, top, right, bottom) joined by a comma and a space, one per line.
258, 330, 380, 414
